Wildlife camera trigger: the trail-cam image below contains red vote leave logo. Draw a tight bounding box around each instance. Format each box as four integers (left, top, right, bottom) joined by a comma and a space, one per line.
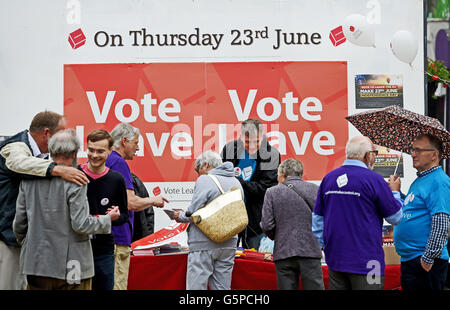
329, 26, 346, 47
68, 28, 86, 49
153, 186, 162, 196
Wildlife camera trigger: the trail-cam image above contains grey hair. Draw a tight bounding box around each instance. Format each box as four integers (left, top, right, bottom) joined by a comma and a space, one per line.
278, 158, 303, 178
346, 136, 373, 159
241, 118, 263, 137
48, 129, 80, 159
195, 150, 223, 170
110, 123, 141, 148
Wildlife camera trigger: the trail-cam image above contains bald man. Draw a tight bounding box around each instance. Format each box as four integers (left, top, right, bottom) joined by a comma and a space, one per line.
312, 136, 403, 290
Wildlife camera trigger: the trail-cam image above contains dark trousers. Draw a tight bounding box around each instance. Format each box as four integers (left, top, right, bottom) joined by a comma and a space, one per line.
92, 252, 115, 291
400, 256, 448, 290
274, 257, 324, 290
328, 269, 384, 290
246, 233, 265, 251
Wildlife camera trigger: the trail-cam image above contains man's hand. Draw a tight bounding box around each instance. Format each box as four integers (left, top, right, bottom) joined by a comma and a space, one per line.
152, 196, 169, 208
420, 258, 433, 272
127, 189, 169, 211
52, 165, 89, 186
106, 206, 120, 221
387, 175, 401, 192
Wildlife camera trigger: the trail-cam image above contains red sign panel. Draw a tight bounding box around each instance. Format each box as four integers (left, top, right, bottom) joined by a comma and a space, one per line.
64, 61, 348, 182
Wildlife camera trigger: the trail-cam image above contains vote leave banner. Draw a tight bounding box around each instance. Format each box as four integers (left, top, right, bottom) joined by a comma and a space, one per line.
64, 61, 348, 182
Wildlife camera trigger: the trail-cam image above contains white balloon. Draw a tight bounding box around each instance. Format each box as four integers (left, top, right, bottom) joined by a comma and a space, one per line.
390, 30, 418, 65
343, 14, 375, 47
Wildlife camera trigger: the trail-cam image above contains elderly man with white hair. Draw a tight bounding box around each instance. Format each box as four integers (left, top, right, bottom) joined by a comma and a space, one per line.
174, 150, 244, 290
106, 122, 168, 290
312, 135, 403, 290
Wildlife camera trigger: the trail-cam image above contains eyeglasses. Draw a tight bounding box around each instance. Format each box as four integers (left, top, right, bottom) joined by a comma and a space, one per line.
409, 147, 437, 154
367, 150, 378, 156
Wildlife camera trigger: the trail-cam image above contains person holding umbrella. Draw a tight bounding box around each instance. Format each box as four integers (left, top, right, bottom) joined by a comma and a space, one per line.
388, 134, 450, 290
346, 104, 450, 290
312, 135, 403, 290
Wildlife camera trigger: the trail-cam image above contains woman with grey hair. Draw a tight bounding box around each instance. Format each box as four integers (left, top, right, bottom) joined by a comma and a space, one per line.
193, 150, 223, 174
260, 158, 324, 290
174, 150, 244, 290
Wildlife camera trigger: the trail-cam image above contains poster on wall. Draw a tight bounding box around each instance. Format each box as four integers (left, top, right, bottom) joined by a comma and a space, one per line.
355, 74, 404, 109
372, 146, 404, 178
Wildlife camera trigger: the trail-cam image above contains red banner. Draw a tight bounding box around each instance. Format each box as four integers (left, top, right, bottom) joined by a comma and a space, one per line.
64, 61, 348, 182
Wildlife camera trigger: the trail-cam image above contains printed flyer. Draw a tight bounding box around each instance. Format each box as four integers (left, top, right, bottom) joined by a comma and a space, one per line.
372, 146, 404, 178
355, 74, 404, 109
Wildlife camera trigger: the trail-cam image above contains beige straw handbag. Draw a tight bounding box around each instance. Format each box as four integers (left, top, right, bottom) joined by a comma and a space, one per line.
189, 174, 248, 243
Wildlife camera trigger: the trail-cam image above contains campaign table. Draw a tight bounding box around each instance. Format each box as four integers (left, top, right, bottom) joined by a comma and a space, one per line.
127, 253, 401, 290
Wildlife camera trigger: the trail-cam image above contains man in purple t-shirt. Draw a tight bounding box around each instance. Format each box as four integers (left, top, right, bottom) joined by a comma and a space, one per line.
107, 123, 168, 290
312, 136, 402, 290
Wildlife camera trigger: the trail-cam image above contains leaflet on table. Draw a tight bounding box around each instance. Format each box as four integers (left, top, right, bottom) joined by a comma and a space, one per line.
132, 243, 187, 256
131, 222, 189, 254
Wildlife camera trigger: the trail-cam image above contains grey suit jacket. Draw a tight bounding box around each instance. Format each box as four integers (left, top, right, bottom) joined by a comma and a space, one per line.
260, 176, 322, 261
13, 177, 111, 281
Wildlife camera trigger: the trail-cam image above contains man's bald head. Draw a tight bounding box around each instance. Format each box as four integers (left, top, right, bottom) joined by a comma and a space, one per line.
346, 136, 374, 160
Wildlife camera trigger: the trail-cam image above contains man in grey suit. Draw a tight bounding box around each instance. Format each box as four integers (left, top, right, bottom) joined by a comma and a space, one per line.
260, 158, 324, 290
13, 129, 120, 290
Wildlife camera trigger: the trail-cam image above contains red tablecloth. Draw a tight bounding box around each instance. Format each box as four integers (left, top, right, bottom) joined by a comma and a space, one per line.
127, 253, 401, 290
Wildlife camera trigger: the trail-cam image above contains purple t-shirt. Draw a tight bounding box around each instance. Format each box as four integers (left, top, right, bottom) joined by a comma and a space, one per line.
313, 164, 401, 275
106, 150, 134, 246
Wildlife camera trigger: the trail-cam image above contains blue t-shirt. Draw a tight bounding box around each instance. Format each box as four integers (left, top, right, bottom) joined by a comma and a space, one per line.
235, 151, 257, 181
105, 150, 134, 246
393, 167, 450, 262
313, 161, 402, 275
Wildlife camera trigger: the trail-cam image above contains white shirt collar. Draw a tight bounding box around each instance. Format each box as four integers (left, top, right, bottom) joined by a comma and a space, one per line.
27, 131, 48, 158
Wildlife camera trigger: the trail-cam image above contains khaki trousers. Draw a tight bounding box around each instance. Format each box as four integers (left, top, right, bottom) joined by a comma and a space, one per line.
0, 241, 27, 290
113, 244, 131, 290
27, 275, 92, 290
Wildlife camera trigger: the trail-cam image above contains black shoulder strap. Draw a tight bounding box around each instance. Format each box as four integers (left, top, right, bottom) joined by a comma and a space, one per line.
283, 183, 314, 212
